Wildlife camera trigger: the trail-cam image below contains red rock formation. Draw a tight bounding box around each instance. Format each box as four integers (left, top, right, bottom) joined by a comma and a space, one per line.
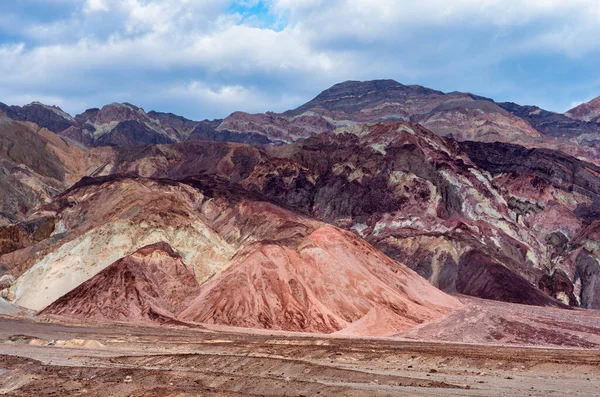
180, 225, 459, 334
4, 80, 600, 329
460, 140, 600, 307
3, 174, 460, 334
40, 242, 200, 323
86, 123, 556, 307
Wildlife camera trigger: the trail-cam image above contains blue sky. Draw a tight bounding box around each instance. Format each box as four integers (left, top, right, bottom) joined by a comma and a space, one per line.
0, 0, 599, 119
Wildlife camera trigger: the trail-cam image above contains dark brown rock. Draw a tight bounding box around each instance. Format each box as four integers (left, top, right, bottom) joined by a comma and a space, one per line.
456, 251, 567, 308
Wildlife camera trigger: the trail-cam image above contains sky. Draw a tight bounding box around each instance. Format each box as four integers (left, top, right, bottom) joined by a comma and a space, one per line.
1, 0, 600, 120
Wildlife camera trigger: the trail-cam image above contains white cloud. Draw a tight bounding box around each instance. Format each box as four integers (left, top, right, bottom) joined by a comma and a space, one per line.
1, 0, 600, 117
84, 0, 109, 13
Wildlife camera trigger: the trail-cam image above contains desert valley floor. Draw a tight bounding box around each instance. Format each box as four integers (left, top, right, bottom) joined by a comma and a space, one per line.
2, 296, 600, 396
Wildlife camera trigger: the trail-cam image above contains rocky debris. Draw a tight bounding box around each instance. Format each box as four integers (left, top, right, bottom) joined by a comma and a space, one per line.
0, 274, 15, 290
0, 217, 55, 256
4, 334, 38, 344
3, 335, 104, 348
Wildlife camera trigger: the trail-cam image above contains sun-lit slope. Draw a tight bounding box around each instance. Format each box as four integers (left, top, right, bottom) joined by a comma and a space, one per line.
180, 225, 460, 335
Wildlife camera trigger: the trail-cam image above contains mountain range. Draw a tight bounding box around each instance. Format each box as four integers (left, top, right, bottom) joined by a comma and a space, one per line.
2, 79, 600, 338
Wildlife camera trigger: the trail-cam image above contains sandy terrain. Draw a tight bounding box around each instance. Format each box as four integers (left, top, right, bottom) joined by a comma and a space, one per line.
1, 316, 600, 396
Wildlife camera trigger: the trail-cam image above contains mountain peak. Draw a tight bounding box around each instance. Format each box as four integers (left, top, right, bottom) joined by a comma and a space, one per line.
24, 102, 74, 121
566, 96, 600, 122
285, 79, 444, 116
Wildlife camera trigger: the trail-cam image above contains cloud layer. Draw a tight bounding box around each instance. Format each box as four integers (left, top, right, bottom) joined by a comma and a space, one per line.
0, 0, 599, 119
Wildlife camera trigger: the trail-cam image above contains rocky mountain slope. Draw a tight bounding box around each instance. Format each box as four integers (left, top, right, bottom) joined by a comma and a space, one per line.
2, 174, 459, 335
0, 102, 75, 133
2, 122, 574, 312
220, 80, 600, 166
0, 111, 107, 225
566, 96, 600, 122
2, 79, 600, 336
59, 102, 270, 147
460, 141, 600, 308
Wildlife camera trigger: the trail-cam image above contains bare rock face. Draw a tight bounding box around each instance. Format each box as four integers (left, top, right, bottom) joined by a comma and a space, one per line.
574, 251, 600, 310
58, 103, 266, 148
566, 96, 600, 122
459, 140, 600, 307
499, 102, 600, 138
40, 242, 201, 323
95, 120, 175, 147
188, 123, 272, 145
0, 217, 55, 256
217, 111, 334, 142
147, 111, 203, 138
539, 269, 578, 307
3, 120, 573, 312
219, 80, 600, 166
65, 103, 178, 147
